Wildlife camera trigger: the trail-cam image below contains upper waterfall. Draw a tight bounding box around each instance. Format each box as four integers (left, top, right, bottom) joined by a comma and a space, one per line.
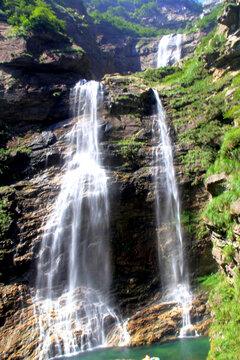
34, 80, 121, 359
157, 34, 183, 68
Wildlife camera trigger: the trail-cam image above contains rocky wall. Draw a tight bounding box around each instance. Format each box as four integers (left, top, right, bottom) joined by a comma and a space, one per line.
0, 72, 213, 358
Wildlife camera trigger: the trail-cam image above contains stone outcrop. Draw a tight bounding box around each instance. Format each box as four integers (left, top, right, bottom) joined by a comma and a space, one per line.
218, 2, 240, 33
0, 22, 90, 131
204, 2, 240, 69
202, 0, 224, 16
204, 174, 240, 278
126, 292, 210, 347
205, 173, 229, 197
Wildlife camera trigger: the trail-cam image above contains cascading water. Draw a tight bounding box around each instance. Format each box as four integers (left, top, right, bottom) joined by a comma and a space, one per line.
152, 89, 194, 337
34, 80, 122, 359
157, 33, 182, 68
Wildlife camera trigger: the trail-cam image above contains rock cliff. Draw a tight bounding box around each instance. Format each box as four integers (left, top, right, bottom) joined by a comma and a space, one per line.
0, 0, 240, 359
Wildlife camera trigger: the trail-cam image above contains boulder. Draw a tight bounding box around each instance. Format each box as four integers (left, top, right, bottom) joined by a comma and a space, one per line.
230, 198, 240, 217
205, 173, 229, 197
218, 4, 240, 33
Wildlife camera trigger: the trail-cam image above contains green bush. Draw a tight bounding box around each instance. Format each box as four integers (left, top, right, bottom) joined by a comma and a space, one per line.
220, 127, 240, 160
135, 66, 179, 84
90, 9, 159, 37
2, 0, 66, 34
198, 272, 221, 289
222, 245, 235, 263
84, 0, 202, 37
29, 6, 65, 32
112, 134, 145, 169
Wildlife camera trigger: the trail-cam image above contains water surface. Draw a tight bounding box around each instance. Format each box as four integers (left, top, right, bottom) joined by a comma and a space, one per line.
59, 337, 209, 360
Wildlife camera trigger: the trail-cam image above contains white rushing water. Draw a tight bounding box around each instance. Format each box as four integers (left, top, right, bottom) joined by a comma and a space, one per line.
157, 33, 183, 68
152, 89, 194, 336
34, 80, 122, 359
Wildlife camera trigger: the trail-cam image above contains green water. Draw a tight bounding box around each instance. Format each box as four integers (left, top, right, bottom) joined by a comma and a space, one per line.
59, 337, 209, 360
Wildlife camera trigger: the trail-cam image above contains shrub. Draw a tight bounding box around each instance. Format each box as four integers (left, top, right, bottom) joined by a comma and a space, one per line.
220, 127, 240, 160
3, 0, 66, 34
29, 6, 65, 32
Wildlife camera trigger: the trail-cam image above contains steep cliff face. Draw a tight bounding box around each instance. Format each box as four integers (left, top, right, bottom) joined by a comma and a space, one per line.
0, 0, 239, 359
0, 22, 89, 133
96, 31, 204, 74
0, 75, 211, 359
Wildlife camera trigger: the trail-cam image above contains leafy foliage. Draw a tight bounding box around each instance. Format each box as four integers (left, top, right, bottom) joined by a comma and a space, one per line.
90, 9, 160, 36
135, 66, 179, 84
83, 0, 202, 36
112, 134, 145, 169
1, 0, 65, 34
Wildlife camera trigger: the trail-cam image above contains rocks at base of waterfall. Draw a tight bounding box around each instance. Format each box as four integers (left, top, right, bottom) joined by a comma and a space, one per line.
0, 284, 211, 360
0, 284, 120, 360
121, 291, 210, 347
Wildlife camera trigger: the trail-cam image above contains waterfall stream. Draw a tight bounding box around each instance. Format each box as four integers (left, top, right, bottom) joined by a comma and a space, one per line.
157, 34, 183, 67
152, 89, 194, 336
34, 80, 122, 359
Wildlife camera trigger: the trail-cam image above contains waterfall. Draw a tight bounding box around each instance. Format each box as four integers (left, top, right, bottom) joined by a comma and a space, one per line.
34, 80, 121, 359
152, 89, 194, 336
157, 34, 182, 68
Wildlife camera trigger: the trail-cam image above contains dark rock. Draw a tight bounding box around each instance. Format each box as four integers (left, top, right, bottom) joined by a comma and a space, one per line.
218, 4, 240, 33
29, 132, 56, 151
205, 173, 229, 197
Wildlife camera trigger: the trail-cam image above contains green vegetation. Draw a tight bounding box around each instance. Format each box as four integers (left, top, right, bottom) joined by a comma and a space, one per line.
193, 5, 221, 32
0, 0, 66, 35
84, 0, 202, 16
90, 9, 162, 36
202, 125, 240, 239
207, 275, 240, 360
198, 272, 221, 289
83, 0, 204, 37
181, 209, 198, 235
135, 66, 179, 84
0, 196, 12, 236
197, 273, 240, 359
112, 134, 145, 169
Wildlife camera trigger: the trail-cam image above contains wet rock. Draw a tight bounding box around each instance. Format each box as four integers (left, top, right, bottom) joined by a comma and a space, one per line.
123, 291, 210, 347
29, 132, 56, 151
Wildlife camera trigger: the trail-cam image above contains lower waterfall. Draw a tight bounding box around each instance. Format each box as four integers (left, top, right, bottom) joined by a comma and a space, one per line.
34, 80, 122, 359
152, 89, 193, 336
